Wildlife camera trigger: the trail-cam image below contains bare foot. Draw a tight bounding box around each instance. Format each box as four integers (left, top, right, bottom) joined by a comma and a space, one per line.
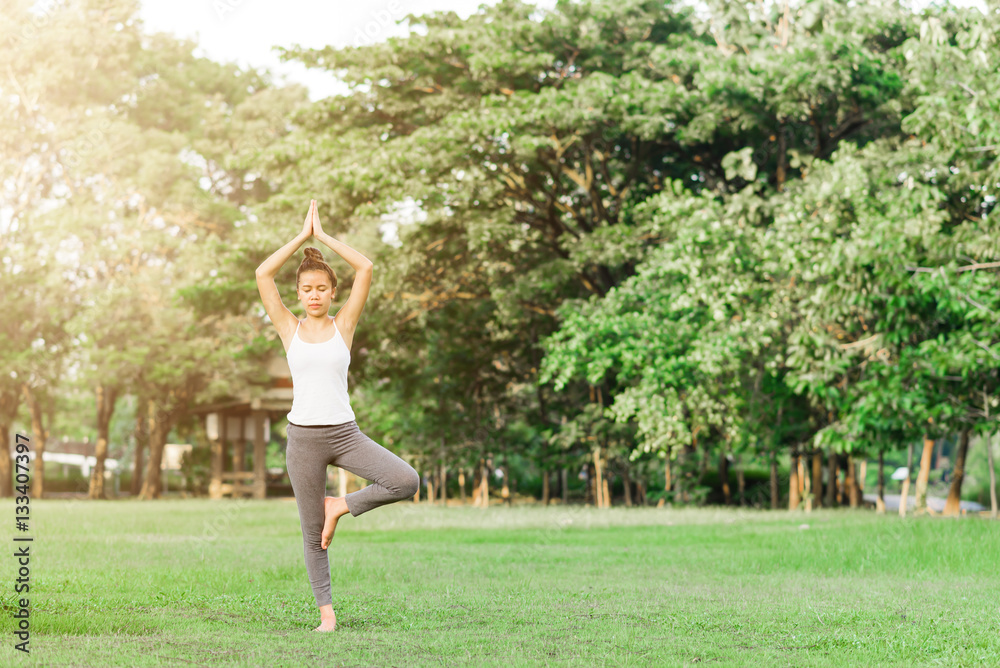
314, 610, 337, 632
321, 496, 349, 550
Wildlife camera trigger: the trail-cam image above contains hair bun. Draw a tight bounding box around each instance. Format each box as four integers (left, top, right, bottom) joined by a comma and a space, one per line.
303, 247, 323, 261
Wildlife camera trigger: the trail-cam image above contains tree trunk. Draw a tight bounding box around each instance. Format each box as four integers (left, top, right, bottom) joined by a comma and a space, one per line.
736, 453, 746, 506
899, 442, 914, 518
835, 456, 844, 505
0, 420, 11, 499
664, 458, 672, 500
594, 449, 608, 508
439, 441, 446, 504
984, 387, 997, 520
458, 467, 466, 504
914, 436, 935, 513
697, 440, 709, 487
846, 454, 860, 508
797, 455, 805, 498
89, 384, 118, 500
132, 398, 147, 497
439, 462, 447, 504
788, 447, 801, 511
876, 450, 886, 514
601, 460, 611, 508
501, 460, 510, 506
471, 464, 480, 506
140, 399, 169, 500
826, 450, 837, 508
426, 470, 435, 505
480, 458, 489, 508
622, 464, 632, 507
988, 432, 998, 520
587, 460, 595, 506
803, 451, 813, 512
542, 469, 550, 505
0, 387, 18, 498
678, 445, 692, 503
22, 384, 48, 499
770, 450, 779, 510
811, 450, 823, 509
561, 467, 568, 505
719, 451, 731, 505
943, 430, 970, 516
592, 449, 604, 508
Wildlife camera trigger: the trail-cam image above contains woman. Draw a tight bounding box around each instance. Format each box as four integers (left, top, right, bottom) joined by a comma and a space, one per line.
255, 199, 420, 632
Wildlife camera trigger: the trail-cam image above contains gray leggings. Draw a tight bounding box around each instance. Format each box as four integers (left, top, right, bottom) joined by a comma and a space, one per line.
285, 420, 420, 608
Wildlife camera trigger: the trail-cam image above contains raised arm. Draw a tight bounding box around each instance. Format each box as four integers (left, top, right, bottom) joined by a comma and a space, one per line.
255, 201, 315, 346
256, 200, 315, 278
312, 202, 374, 334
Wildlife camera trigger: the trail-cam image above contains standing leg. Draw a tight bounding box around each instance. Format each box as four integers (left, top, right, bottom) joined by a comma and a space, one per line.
285, 425, 334, 609
327, 421, 420, 517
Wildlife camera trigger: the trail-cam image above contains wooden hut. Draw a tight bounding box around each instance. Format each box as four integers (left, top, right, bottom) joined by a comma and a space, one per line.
191, 354, 292, 499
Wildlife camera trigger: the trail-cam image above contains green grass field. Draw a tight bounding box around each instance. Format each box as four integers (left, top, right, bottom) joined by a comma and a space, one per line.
2, 498, 998, 667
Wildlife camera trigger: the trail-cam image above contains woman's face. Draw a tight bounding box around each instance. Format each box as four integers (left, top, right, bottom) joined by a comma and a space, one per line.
297, 270, 334, 315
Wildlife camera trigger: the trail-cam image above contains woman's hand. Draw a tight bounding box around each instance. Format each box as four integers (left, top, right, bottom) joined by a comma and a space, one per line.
301, 199, 316, 238
311, 200, 327, 239
311, 202, 375, 271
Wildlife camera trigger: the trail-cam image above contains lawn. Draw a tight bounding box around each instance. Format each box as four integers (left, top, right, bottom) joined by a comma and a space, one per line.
2, 498, 998, 667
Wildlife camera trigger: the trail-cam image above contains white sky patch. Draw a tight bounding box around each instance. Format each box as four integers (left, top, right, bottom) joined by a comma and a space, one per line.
138, 0, 559, 100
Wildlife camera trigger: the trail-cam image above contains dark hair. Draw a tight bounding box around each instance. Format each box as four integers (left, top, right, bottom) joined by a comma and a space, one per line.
297, 247, 337, 292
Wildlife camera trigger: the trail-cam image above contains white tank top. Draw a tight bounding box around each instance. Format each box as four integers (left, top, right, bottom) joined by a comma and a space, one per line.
285, 317, 356, 426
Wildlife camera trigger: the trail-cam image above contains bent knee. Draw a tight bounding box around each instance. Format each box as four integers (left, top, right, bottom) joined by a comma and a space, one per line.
397, 467, 420, 499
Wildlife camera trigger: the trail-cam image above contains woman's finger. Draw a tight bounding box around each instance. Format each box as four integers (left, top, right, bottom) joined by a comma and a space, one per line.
302, 200, 315, 235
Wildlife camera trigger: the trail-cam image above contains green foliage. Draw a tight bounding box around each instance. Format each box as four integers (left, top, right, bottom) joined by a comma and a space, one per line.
538, 0, 1000, 469
5, 0, 999, 504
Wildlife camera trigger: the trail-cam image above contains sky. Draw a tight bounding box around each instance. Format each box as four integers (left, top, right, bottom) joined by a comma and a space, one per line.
138, 0, 559, 100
